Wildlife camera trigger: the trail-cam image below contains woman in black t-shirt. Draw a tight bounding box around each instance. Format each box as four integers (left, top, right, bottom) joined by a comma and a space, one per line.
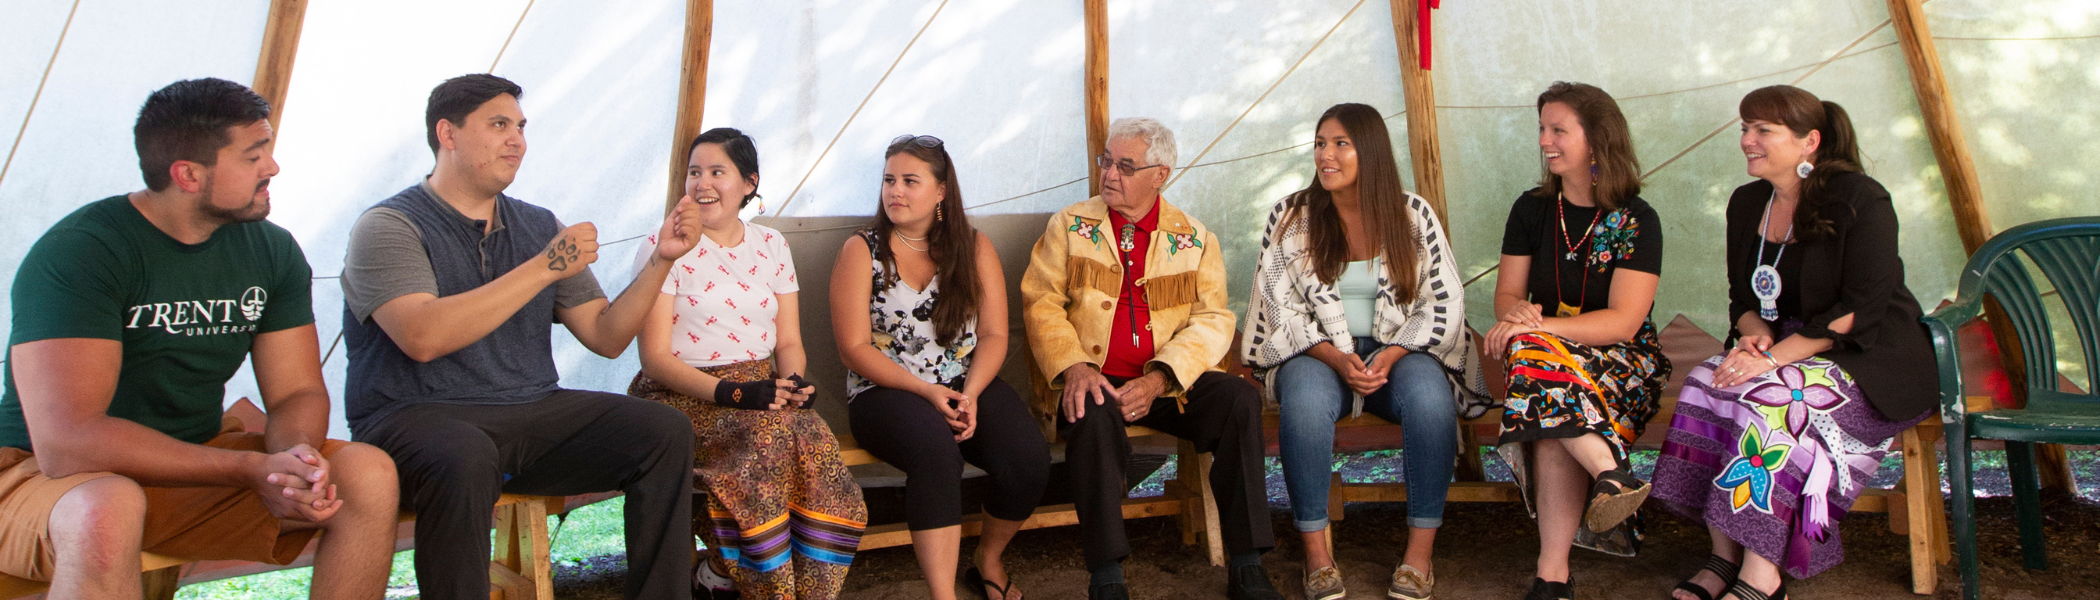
1650, 86, 1937, 600
1485, 82, 1672, 600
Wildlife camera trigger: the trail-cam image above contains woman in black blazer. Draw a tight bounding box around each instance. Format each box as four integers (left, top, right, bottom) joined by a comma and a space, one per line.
1648, 85, 1939, 600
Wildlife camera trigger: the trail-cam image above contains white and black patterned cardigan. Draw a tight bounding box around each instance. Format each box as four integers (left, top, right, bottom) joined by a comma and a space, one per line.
1240, 192, 1492, 419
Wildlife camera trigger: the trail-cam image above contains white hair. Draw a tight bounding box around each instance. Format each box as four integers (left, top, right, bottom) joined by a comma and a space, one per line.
1107, 117, 1178, 170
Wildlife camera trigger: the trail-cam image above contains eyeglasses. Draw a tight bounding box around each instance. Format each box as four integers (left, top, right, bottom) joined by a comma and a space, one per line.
1096, 152, 1166, 177
891, 134, 944, 149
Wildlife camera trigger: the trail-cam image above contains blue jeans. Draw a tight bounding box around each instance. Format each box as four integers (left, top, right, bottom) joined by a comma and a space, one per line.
1274, 337, 1458, 531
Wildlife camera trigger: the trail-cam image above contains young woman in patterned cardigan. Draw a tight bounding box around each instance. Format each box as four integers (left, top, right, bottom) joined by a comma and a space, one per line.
832, 135, 1050, 600
1243, 103, 1488, 600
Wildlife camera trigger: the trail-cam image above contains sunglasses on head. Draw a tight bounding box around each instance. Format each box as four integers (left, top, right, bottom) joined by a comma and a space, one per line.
891, 134, 944, 149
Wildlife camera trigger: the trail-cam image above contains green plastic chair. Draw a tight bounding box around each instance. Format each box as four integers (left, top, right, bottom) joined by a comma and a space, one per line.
1924, 216, 2100, 600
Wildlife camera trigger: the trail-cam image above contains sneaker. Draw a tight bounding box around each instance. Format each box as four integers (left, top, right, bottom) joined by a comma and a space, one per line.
1227, 564, 1286, 600
1388, 563, 1433, 600
1303, 565, 1346, 600
694, 552, 736, 599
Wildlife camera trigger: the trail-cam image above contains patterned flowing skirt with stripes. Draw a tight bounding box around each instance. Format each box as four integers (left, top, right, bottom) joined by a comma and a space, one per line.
1651, 354, 1925, 578
1495, 322, 1671, 556
630, 359, 867, 598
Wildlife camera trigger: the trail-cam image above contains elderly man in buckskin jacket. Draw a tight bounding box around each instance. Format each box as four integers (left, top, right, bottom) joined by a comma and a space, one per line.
1021, 117, 1281, 600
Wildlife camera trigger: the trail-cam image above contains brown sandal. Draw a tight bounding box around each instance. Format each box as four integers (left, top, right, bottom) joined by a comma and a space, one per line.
1584, 468, 1651, 532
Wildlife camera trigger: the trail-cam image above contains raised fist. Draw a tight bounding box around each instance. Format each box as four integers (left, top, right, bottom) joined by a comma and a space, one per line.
542, 222, 600, 279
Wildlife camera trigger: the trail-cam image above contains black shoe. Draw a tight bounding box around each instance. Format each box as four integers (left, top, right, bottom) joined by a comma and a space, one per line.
1088, 582, 1130, 600
1524, 577, 1573, 600
1227, 564, 1286, 600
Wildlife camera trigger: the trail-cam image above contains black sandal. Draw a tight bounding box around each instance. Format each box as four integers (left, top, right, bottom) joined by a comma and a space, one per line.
1584, 468, 1651, 532
1720, 581, 1786, 600
1672, 555, 1740, 600
1524, 577, 1573, 600
962, 566, 1022, 600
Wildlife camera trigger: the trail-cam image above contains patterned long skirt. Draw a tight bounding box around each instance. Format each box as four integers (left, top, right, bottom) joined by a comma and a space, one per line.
1496, 322, 1671, 557
630, 361, 868, 599
1652, 355, 1925, 578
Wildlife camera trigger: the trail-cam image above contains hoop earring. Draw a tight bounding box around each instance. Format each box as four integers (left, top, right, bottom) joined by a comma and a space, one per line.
1796, 160, 1815, 179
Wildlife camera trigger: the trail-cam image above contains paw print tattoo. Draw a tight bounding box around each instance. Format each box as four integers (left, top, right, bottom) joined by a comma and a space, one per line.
546, 236, 581, 271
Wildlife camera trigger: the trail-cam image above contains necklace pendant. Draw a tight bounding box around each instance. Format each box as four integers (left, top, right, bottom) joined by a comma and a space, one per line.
1564, 251, 1578, 261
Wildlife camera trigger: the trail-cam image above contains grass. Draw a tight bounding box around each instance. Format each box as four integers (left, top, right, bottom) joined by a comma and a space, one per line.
173, 498, 630, 600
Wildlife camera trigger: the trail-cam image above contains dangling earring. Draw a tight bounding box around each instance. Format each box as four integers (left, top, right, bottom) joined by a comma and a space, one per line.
1796, 160, 1815, 179
936, 203, 945, 222
1589, 158, 1599, 185
751, 194, 765, 214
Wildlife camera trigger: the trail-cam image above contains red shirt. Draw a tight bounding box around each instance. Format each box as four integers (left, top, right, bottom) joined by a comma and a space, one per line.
1101, 198, 1160, 378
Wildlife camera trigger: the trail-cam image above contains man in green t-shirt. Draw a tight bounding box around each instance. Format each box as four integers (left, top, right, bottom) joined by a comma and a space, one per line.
0, 78, 395, 596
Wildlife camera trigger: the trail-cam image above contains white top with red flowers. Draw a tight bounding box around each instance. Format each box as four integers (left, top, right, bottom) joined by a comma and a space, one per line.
646, 222, 799, 367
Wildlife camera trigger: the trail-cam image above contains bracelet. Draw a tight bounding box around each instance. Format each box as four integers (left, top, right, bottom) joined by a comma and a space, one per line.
1760, 352, 1781, 369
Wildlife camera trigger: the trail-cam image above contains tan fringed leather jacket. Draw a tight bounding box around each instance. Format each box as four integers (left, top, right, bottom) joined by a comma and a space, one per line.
1020, 196, 1234, 407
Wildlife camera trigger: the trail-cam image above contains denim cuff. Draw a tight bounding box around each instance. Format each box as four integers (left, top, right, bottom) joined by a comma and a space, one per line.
1294, 517, 1331, 533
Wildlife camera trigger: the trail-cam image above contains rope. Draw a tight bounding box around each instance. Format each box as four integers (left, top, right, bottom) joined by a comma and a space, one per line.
0, 0, 82, 192
766, 0, 953, 221
1638, 19, 1894, 182
320, 330, 345, 365
489, 0, 540, 72
1463, 264, 1499, 288
1435, 42, 1898, 110
1937, 34, 2100, 41
964, 176, 1087, 210
1164, 0, 1368, 191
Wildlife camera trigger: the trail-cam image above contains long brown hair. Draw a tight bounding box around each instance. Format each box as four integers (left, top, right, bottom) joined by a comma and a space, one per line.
868, 137, 980, 346
1740, 85, 1860, 243
1536, 82, 1641, 210
1282, 103, 1420, 302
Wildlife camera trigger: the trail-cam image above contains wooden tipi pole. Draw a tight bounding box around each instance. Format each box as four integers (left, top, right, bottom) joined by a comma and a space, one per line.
667, 0, 715, 213
251, 0, 309, 137
1390, 0, 1446, 224
1085, 0, 1109, 197
1886, 0, 2070, 495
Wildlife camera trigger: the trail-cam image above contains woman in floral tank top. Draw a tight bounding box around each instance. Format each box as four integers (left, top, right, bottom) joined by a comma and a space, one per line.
832, 135, 1049, 600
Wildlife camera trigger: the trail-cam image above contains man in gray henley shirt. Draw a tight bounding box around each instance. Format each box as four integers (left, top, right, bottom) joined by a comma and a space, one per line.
339, 74, 703, 600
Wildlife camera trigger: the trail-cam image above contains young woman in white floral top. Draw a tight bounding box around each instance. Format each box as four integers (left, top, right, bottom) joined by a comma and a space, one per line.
831, 135, 1049, 600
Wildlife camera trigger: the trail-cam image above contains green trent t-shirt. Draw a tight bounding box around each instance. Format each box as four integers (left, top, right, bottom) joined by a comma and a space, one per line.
0, 195, 314, 449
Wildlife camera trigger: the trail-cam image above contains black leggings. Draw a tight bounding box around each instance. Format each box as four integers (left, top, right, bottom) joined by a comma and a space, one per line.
848, 378, 1050, 531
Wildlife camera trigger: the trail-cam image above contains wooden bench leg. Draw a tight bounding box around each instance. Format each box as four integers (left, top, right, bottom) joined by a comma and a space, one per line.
1328, 472, 1347, 523
1901, 424, 1947, 595
1455, 424, 1487, 482
142, 565, 182, 600
491, 498, 554, 600
1175, 439, 1225, 567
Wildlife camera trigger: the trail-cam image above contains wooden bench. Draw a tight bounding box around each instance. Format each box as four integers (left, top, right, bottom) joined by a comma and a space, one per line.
1295, 400, 1954, 596
0, 491, 587, 600
840, 339, 1228, 566
826, 337, 1227, 562
0, 400, 619, 600
1256, 321, 1953, 595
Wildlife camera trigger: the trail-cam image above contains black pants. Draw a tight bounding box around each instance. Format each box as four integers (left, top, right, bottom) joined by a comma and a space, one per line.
1062, 371, 1273, 567
849, 378, 1051, 530
357, 390, 695, 600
